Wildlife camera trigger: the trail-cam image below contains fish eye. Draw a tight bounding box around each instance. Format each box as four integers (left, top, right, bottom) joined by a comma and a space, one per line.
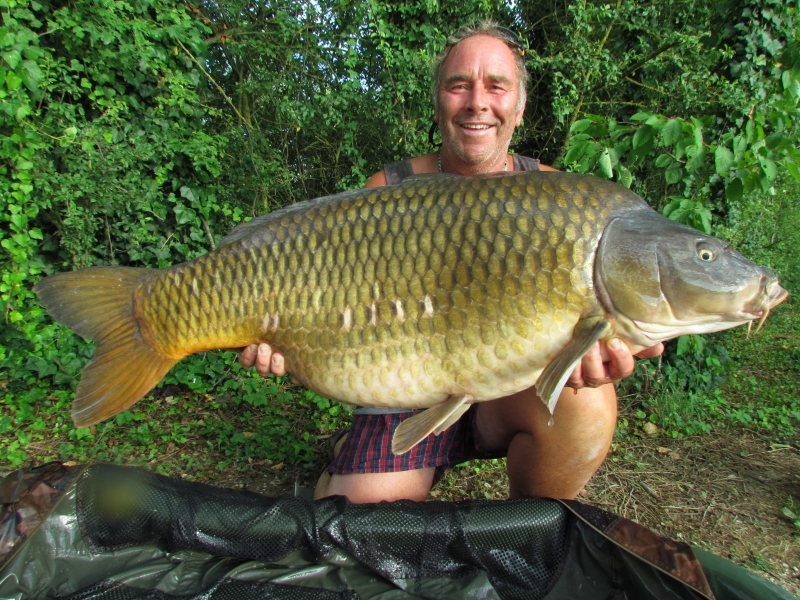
698, 248, 715, 261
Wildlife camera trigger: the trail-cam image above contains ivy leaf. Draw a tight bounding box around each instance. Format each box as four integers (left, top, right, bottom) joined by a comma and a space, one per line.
3, 48, 21, 69
6, 69, 23, 91
180, 185, 198, 203
174, 203, 197, 225
19, 59, 42, 92
714, 146, 734, 175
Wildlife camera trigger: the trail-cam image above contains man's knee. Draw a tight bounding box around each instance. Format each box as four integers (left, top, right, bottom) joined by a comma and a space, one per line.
321, 469, 435, 503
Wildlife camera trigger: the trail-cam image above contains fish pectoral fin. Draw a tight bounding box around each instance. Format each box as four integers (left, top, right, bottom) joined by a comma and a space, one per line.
535, 317, 612, 414
391, 394, 473, 456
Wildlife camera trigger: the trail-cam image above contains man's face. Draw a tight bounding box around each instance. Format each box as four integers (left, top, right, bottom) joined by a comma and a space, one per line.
436, 34, 525, 169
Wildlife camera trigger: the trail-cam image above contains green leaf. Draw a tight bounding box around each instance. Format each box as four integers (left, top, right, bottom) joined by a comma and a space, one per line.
6, 69, 22, 91
765, 132, 783, 150
655, 153, 673, 168
662, 119, 682, 146
665, 163, 683, 184
785, 161, 800, 181
630, 112, 653, 121
180, 185, 199, 203
18, 59, 42, 92
714, 146, 734, 176
570, 119, 593, 133
632, 125, 654, 149
597, 148, 613, 178
174, 203, 197, 225
686, 147, 707, 172
2, 48, 21, 69
617, 165, 633, 188
760, 158, 778, 180
692, 122, 704, 149
725, 178, 743, 203
564, 140, 590, 166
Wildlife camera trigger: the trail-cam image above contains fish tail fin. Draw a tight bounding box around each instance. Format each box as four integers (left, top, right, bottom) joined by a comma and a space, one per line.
34, 267, 179, 427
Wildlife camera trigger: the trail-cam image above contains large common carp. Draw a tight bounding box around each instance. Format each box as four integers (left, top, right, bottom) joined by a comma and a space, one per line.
35, 172, 787, 454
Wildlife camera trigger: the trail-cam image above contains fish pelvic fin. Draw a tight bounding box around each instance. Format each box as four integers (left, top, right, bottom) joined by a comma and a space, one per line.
391, 394, 472, 455
34, 267, 179, 427
535, 317, 612, 414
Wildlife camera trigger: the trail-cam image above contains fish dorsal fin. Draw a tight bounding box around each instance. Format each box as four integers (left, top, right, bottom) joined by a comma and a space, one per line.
391, 394, 472, 455
217, 189, 367, 249
404, 172, 462, 182
535, 317, 612, 413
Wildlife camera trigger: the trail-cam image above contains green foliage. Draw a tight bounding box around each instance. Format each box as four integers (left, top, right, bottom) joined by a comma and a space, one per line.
2, 0, 799, 471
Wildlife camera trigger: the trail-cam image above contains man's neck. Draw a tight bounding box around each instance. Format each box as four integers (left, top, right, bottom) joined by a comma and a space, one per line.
438, 149, 511, 176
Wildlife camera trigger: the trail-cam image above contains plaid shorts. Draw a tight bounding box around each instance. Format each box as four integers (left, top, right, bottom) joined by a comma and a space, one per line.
326, 405, 505, 482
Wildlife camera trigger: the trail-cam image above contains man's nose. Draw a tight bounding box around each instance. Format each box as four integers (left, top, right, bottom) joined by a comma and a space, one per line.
466, 84, 489, 111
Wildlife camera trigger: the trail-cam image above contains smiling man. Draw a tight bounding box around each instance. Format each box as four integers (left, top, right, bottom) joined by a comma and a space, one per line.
241, 21, 663, 503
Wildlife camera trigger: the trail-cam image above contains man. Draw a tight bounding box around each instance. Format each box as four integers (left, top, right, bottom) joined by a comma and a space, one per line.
241, 21, 663, 503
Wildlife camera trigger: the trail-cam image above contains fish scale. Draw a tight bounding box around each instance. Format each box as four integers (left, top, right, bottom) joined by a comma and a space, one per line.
35, 171, 787, 454
134, 173, 613, 408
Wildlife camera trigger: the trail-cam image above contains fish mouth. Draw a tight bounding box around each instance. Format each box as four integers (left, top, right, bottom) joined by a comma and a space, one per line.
743, 277, 789, 334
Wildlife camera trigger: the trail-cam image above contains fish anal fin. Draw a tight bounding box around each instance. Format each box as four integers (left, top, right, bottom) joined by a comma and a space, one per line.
391, 394, 472, 455
535, 317, 612, 414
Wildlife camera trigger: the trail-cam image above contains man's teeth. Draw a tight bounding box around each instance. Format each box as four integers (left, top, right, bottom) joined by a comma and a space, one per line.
462, 124, 491, 130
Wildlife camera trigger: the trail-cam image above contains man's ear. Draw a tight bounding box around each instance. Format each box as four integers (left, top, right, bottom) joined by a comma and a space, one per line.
514, 101, 526, 127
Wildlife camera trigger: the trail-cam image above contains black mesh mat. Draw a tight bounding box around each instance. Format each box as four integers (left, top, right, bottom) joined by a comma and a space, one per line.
75, 464, 569, 600
63, 579, 362, 600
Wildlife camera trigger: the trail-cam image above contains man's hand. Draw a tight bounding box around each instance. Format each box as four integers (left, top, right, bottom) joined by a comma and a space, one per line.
566, 339, 664, 389
239, 344, 287, 377
241, 338, 664, 389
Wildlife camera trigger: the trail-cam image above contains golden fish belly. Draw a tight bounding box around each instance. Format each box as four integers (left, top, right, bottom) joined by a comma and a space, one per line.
137, 173, 641, 408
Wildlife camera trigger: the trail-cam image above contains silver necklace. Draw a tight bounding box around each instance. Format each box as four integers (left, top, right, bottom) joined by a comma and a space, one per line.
438, 151, 508, 173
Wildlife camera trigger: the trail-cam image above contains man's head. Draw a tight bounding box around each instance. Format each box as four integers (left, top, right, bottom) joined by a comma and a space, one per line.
432, 21, 529, 114
433, 21, 528, 172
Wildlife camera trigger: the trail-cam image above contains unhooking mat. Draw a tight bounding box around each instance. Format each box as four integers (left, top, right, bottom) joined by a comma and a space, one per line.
0, 462, 794, 600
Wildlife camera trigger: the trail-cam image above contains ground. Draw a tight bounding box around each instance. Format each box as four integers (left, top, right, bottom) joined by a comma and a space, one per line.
4, 303, 798, 596
199, 421, 799, 597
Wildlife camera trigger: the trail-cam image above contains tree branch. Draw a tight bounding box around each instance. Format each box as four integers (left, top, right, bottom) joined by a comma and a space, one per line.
176, 39, 251, 132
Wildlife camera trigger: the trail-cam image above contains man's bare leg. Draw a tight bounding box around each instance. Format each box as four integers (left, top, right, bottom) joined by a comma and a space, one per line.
314, 468, 435, 503
314, 386, 616, 502
476, 385, 617, 499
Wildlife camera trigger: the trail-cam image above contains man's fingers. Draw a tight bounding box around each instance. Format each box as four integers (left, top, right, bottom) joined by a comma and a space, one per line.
239, 344, 258, 369
605, 338, 635, 381
566, 357, 585, 389
635, 342, 664, 359
270, 350, 287, 377
579, 343, 609, 387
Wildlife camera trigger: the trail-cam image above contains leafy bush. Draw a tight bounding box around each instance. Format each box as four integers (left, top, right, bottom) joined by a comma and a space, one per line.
3, 0, 800, 470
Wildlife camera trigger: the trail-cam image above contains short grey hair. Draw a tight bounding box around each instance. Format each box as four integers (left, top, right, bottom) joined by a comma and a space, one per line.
431, 20, 530, 114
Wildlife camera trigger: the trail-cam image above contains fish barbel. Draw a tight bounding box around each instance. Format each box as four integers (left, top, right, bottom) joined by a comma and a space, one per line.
35, 172, 788, 453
